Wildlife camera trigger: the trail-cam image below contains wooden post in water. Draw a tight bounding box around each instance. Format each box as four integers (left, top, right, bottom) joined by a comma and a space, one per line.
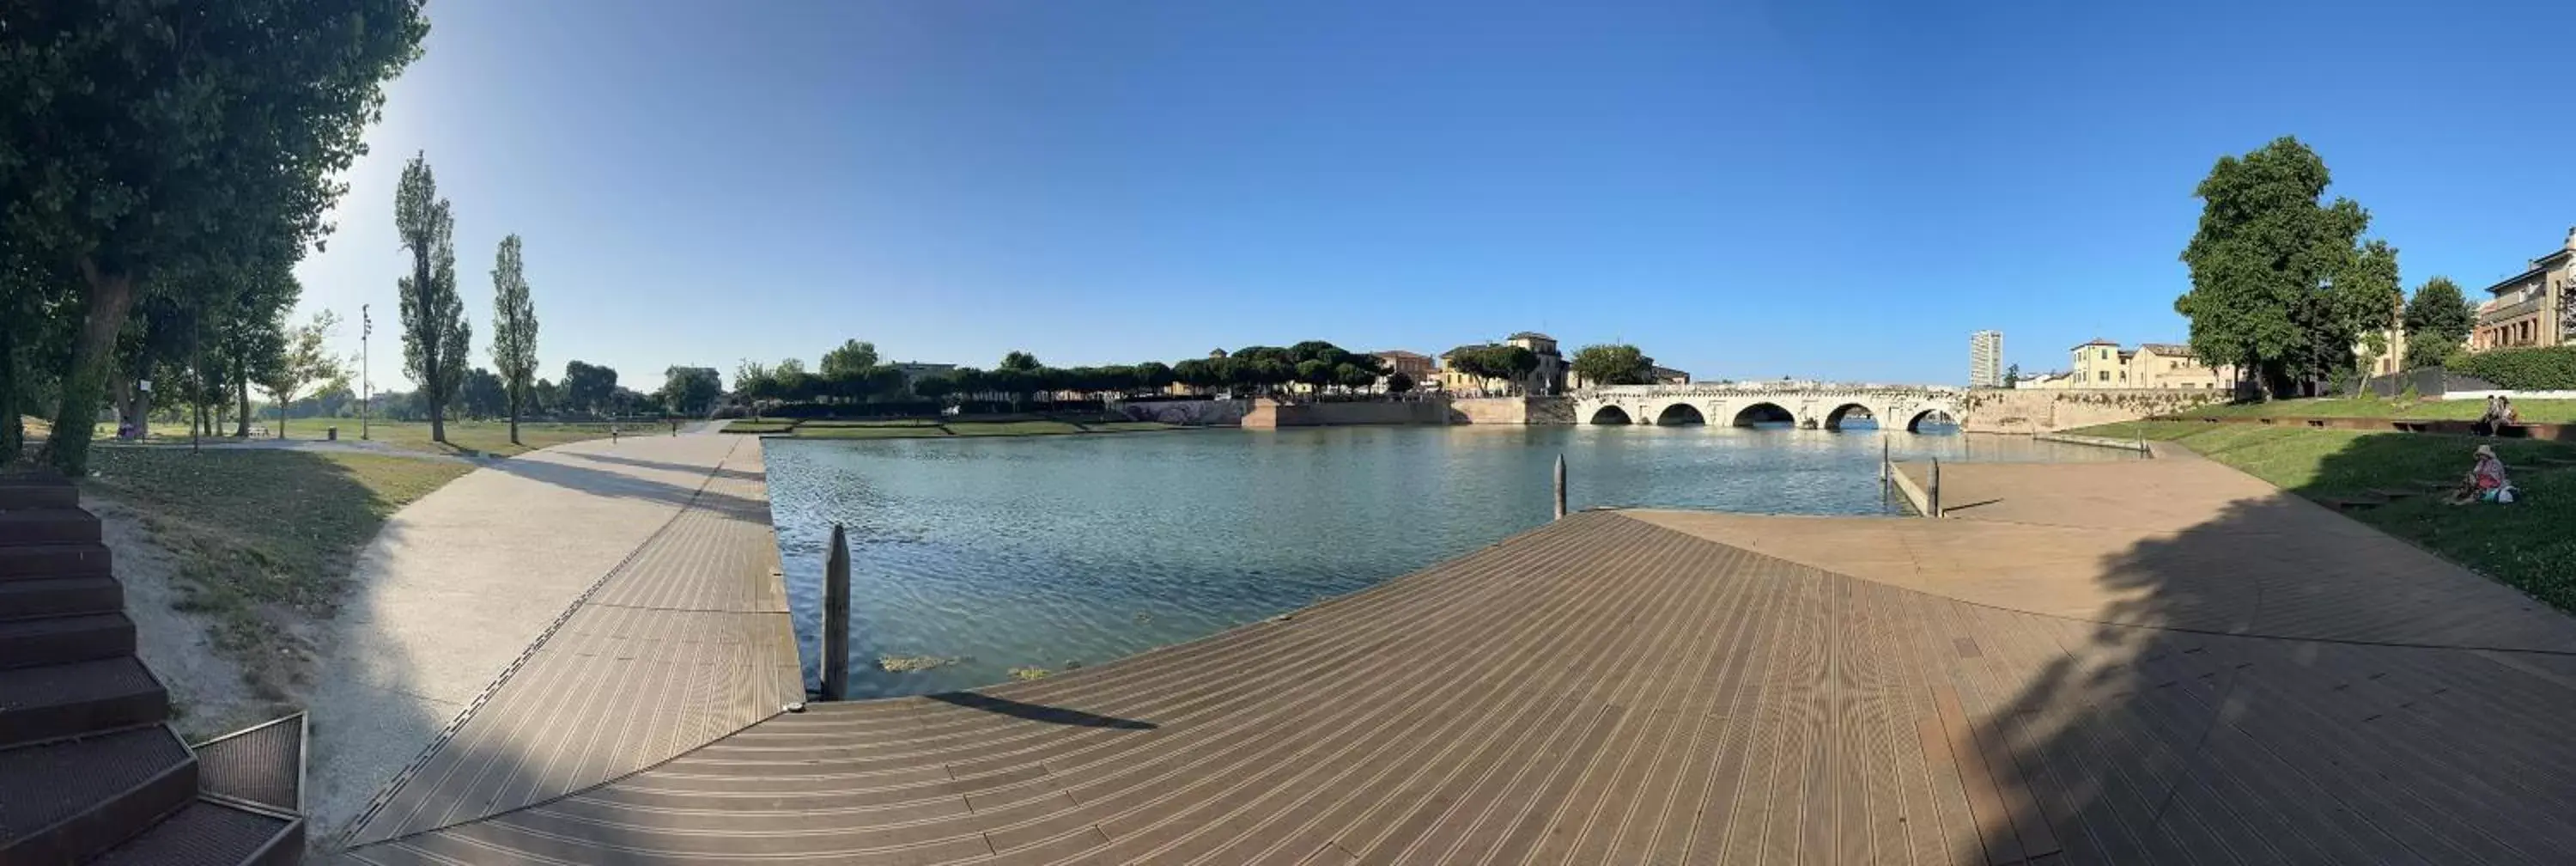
1552, 454, 1567, 521
1880, 438, 1890, 481
822, 522, 852, 701
1928, 457, 1942, 518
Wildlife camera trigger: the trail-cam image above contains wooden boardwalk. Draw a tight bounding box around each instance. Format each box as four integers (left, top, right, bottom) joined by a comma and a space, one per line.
337, 443, 2576, 865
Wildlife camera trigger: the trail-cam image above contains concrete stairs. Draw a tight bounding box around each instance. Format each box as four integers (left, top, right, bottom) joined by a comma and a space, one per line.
0, 471, 303, 865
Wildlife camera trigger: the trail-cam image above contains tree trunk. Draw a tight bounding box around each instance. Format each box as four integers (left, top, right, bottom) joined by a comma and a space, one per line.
234, 369, 250, 437
508, 387, 521, 445
42, 264, 137, 476
0, 319, 21, 464
276, 390, 289, 439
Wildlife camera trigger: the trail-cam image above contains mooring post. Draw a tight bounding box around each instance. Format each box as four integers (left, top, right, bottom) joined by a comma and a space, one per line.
822, 522, 852, 701
1929, 457, 1942, 518
1552, 454, 1568, 520
1880, 438, 1890, 481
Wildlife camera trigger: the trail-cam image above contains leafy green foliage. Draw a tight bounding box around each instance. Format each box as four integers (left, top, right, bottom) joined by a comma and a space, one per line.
259, 310, 347, 436
489, 234, 539, 438
1569, 343, 1652, 386
4, 0, 425, 472
660, 366, 722, 416
396, 154, 471, 440
1443, 345, 1541, 391
2403, 276, 2473, 369
2448, 346, 2576, 390
562, 360, 620, 415
819, 339, 879, 378
2175, 136, 2386, 398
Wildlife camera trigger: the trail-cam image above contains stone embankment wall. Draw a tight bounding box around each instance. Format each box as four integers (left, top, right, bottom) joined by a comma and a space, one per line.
1445, 396, 1575, 424
1963, 387, 2227, 433
1116, 399, 1248, 426
1242, 399, 1451, 429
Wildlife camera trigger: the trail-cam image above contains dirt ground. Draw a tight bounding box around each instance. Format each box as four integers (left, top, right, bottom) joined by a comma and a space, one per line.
90, 497, 282, 741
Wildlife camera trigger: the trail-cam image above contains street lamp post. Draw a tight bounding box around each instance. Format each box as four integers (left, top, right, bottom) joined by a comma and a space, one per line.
361, 304, 372, 441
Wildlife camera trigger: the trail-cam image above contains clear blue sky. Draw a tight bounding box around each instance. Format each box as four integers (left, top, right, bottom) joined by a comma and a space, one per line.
295, 0, 2576, 390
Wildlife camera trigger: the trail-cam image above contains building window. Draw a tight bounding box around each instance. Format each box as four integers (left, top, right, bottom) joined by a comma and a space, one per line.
2098, 370, 2110, 381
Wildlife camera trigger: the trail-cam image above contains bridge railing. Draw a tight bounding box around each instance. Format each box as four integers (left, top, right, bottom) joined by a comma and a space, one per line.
1580, 384, 1966, 399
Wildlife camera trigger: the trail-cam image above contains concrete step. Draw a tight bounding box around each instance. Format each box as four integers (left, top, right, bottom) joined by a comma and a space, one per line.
0, 542, 114, 581
0, 725, 197, 863
0, 612, 135, 669
0, 508, 103, 546
90, 798, 301, 866
0, 575, 125, 620
0, 657, 169, 749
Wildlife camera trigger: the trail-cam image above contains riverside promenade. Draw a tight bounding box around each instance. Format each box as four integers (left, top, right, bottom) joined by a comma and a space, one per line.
330, 436, 2576, 864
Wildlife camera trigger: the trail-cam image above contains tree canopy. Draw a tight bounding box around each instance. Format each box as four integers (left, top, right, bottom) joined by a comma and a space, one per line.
489, 234, 539, 442
1569, 344, 1653, 386
2, 0, 428, 472
397, 154, 471, 440
2403, 276, 2475, 369
259, 311, 347, 437
562, 360, 619, 416
660, 367, 722, 417
819, 339, 879, 379
1443, 345, 1540, 392
2175, 136, 2393, 399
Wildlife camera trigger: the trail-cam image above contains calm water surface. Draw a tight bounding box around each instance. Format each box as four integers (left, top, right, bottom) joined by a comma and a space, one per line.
763, 424, 2136, 697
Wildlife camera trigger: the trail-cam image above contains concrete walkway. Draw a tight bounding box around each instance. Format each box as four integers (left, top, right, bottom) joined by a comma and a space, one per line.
305, 431, 771, 845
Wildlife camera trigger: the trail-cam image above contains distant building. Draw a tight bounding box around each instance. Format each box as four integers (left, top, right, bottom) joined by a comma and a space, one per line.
1373, 350, 1436, 386
1970, 331, 2003, 387
2014, 370, 2075, 389
2066, 340, 2235, 390
1649, 365, 1691, 385
887, 362, 957, 391
2470, 227, 2576, 351
1439, 332, 1568, 395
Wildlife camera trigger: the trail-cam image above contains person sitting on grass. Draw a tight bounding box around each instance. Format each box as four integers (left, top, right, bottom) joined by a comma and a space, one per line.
2448, 444, 2514, 504
2476, 394, 2508, 436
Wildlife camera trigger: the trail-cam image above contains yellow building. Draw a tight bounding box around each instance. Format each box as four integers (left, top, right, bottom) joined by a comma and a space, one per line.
2129, 344, 2234, 390
2469, 229, 2575, 351
2070, 338, 2129, 387
1372, 350, 1436, 387
2068, 339, 2237, 390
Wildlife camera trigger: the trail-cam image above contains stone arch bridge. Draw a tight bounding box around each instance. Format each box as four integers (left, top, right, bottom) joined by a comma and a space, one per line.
1575, 384, 1968, 432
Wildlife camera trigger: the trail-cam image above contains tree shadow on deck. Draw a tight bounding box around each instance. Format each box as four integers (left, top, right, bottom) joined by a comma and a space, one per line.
925, 691, 1159, 730
560, 448, 765, 483
1956, 431, 2576, 864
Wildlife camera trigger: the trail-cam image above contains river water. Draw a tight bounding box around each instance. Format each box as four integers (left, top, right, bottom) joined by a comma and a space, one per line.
762, 424, 2136, 697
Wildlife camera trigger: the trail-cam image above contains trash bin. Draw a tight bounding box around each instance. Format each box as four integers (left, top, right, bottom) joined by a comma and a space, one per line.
326, 426, 339, 441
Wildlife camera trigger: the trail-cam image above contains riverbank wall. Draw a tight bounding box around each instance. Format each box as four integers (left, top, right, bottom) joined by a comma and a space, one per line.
1242, 398, 1450, 428
1446, 396, 1575, 424
1963, 387, 2227, 433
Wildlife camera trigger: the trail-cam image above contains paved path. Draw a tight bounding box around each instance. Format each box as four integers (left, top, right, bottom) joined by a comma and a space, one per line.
307, 432, 787, 847
327, 439, 2576, 864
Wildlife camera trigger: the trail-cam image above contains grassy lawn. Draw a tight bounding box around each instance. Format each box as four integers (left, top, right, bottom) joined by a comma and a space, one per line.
89, 418, 648, 458
82, 447, 475, 705
2166, 397, 2576, 423
2074, 420, 2576, 611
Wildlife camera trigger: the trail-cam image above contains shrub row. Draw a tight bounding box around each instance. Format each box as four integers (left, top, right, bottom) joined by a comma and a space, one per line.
2446, 346, 2576, 390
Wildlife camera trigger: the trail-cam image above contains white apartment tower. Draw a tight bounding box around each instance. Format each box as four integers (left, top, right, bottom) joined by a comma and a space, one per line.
1970, 330, 2003, 387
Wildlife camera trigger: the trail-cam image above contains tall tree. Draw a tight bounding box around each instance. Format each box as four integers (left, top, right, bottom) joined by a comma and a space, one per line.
1569, 344, 1653, 387
459, 368, 507, 418
2, 1, 426, 473
660, 366, 722, 416
397, 154, 471, 442
489, 234, 539, 443
563, 361, 620, 417
261, 311, 347, 438
2175, 136, 2376, 399
2335, 239, 2404, 387
2003, 363, 2020, 387
819, 339, 879, 379
2403, 276, 2474, 369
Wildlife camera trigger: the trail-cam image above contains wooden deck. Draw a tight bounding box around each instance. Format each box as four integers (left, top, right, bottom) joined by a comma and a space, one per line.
337, 444, 2576, 865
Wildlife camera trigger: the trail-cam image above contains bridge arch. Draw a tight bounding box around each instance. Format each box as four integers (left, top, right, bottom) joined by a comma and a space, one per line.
1653, 402, 1707, 426
1823, 403, 1879, 431
1730, 402, 1796, 428
1905, 408, 1959, 433
1588, 405, 1633, 424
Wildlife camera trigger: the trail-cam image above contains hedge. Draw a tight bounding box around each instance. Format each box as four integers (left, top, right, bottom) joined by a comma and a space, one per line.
2446, 346, 2576, 390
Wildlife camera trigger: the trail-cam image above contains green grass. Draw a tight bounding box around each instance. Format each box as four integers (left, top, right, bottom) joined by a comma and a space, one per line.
83, 418, 647, 458
2166, 397, 2576, 423
720, 421, 797, 434
2072, 420, 2576, 611
82, 447, 475, 709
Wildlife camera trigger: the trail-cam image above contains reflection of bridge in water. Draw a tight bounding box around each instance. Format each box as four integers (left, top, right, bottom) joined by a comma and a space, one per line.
1575, 384, 1966, 432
